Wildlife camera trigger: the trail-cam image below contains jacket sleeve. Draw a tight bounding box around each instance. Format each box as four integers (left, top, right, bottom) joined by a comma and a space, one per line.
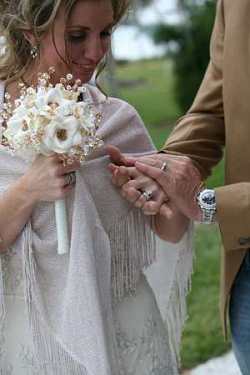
162, 1, 250, 251
162, 0, 225, 179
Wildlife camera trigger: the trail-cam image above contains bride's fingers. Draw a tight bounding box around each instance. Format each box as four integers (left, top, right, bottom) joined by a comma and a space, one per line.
121, 186, 141, 203
106, 145, 135, 166
142, 190, 167, 215
133, 184, 163, 209
125, 174, 158, 191
108, 163, 117, 173
128, 180, 165, 203
121, 182, 152, 208
122, 176, 167, 208
119, 166, 139, 177
109, 164, 143, 187
109, 164, 131, 187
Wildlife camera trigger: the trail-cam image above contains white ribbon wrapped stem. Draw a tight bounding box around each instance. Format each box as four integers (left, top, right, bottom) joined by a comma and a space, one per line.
55, 199, 69, 255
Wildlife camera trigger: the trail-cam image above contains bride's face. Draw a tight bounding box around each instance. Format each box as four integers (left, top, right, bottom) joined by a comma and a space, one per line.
32, 0, 114, 83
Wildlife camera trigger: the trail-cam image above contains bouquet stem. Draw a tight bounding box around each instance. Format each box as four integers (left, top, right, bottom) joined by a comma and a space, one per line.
55, 199, 69, 255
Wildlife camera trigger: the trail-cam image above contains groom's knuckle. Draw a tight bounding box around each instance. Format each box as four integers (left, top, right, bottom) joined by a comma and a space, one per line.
158, 169, 164, 181
151, 159, 158, 167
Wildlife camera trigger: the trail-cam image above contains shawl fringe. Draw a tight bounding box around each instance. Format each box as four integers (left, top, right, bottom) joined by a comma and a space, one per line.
165, 223, 194, 368
23, 222, 87, 375
109, 208, 156, 301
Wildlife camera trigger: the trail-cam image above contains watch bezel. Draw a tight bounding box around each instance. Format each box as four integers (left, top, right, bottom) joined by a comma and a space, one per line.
198, 189, 216, 210
197, 188, 217, 224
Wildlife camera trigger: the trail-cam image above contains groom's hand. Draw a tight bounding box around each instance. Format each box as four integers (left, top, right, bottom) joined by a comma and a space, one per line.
135, 154, 203, 221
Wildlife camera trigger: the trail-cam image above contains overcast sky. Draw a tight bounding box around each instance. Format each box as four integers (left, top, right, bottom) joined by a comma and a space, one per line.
112, 0, 181, 60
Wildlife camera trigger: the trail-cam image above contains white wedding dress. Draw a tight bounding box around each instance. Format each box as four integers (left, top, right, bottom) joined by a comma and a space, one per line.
0, 237, 186, 375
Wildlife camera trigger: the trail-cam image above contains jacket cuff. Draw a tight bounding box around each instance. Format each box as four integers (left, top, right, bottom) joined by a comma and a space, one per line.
215, 183, 250, 250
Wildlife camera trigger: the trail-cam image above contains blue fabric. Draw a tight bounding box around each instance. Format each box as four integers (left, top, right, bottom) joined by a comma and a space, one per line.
229, 251, 250, 375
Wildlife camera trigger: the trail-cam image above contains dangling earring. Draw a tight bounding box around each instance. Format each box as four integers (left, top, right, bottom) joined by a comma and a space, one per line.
30, 45, 38, 59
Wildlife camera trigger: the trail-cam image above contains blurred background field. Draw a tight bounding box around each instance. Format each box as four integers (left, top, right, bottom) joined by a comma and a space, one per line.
105, 56, 229, 370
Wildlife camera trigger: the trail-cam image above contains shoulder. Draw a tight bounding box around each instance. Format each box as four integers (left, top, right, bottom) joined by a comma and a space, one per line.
86, 85, 155, 153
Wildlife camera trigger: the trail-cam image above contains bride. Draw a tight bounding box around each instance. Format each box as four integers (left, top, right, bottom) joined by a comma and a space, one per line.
0, 0, 193, 374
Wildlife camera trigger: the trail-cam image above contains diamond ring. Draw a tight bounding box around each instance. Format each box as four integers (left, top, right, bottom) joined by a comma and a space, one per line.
142, 190, 153, 201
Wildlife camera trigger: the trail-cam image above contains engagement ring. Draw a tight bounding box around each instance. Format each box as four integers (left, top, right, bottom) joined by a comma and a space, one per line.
142, 190, 153, 201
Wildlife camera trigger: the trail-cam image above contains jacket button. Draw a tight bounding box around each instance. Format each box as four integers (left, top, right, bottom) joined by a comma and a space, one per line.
239, 237, 250, 246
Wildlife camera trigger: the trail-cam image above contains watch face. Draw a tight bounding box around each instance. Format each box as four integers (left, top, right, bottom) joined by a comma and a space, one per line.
200, 189, 216, 209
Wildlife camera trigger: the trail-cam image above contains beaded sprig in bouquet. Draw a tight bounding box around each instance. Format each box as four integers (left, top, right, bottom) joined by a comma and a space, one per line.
0, 67, 103, 255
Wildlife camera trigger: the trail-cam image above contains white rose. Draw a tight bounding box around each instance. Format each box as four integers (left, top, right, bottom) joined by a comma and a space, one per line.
41, 115, 82, 154
4, 105, 47, 154
4, 106, 31, 144
36, 86, 75, 117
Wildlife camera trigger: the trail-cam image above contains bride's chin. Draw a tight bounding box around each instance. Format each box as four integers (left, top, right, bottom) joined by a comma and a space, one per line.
72, 68, 94, 83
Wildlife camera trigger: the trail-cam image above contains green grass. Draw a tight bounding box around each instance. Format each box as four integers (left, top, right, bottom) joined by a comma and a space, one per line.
117, 59, 180, 128
105, 59, 179, 149
113, 58, 227, 369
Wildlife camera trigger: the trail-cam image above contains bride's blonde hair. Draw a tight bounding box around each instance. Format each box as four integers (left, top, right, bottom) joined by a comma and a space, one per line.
0, 0, 129, 83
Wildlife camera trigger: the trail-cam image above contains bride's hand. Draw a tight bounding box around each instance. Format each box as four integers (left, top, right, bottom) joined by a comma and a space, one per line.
109, 163, 170, 216
20, 154, 81, 203
108, 163, 189, 241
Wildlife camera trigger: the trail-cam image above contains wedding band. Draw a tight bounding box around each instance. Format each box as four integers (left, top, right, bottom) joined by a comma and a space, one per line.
142, 190, 153, 201
65, 172, 76, 186
161, 162, 168, 172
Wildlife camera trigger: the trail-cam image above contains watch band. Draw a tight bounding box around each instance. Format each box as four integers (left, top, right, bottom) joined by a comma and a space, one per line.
197, 188, 217, 224
201, 206, 217, 224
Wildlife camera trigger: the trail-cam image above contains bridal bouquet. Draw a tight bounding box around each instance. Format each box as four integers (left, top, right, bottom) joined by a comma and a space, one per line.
0, 67, 103, 254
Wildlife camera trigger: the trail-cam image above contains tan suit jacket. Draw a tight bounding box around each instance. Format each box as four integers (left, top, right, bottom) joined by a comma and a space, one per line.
163, 0, 250, 334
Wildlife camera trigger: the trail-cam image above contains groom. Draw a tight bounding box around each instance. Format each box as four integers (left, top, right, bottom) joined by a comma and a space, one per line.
107, 1, 250, 373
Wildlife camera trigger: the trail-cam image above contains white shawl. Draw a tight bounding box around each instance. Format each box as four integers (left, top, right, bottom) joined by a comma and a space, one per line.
0, 82, 193, 374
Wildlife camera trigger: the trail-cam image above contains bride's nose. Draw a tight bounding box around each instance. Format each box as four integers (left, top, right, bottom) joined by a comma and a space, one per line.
83, 36, 106, 64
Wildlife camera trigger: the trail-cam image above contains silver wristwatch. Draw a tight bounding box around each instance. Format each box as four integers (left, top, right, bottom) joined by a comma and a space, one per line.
196, 188, 217, 224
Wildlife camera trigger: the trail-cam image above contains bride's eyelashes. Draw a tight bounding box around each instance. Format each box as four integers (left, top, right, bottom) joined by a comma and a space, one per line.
66, 27, 113, 44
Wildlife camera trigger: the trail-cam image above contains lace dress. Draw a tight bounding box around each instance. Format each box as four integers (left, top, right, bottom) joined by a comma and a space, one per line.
0, 245, 177, 375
